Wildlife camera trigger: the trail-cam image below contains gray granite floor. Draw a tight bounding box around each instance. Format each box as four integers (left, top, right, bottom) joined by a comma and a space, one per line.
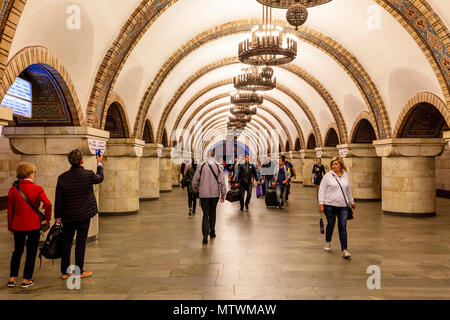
0, 184, 449, 300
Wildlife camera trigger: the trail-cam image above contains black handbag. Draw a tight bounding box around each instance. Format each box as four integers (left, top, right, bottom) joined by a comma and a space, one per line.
14, 181, 50, 235
226, 187, 241, 202
332, 175, 354, 220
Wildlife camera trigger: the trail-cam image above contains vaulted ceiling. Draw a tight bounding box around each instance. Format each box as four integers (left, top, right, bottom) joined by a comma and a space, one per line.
4, 0, 450, 153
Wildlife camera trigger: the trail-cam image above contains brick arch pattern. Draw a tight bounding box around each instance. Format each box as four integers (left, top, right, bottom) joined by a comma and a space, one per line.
324, 122, 340, 146
0, 0, 26, 82
349, 111, 379, 143
198, 123, 264, 155
393, 91, 450, 138
0, 46, 84, 126
129, 20, 387, 143
170, 78, 320, 148
103, 92, 131, 138
202, 130, 260, 157
190, 109, 286, 153
164, 57, 340, 148
375, 0, 450, 109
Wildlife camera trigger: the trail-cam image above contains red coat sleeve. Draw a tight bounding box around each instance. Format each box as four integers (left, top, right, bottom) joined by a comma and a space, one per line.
7, 188, 15, 232
38, 187, 52, 222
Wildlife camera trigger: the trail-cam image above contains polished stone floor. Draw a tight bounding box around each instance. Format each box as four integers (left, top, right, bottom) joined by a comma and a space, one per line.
1, 184, 450, 300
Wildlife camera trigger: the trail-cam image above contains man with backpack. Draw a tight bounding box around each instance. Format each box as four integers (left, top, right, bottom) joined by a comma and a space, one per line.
272, 158, 291, 209
192, 149, 227, 245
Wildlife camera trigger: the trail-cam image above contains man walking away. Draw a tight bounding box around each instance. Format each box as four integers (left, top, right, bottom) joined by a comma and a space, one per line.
272, 158, 291, 209
192, 149, 227, 245
235, 154, 260, 210
261, 153, 276, 194
55, 149, 104, 279
281, 155, 296, 201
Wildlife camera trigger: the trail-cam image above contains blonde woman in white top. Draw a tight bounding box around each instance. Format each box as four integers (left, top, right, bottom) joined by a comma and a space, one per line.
318, 156, 356, 259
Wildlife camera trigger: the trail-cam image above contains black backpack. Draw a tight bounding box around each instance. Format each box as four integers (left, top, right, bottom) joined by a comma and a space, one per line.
39, 223, 64, 263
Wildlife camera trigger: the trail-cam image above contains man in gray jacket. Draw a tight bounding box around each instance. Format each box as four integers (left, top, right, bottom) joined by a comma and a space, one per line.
192, 149, 227, 244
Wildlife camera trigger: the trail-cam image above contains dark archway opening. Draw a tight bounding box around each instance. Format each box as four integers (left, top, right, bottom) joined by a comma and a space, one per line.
325, 128, 339, 147
105, 103, 127, 138
294, 138, 301, 151
352, 119, 377, 143
143, 120, 154, 144
397, 103, 448, 138
307, 134, 316, 150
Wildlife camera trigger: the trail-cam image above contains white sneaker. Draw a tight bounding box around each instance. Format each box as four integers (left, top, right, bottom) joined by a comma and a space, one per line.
342, 250, 351, 259
324, 242, 331, 252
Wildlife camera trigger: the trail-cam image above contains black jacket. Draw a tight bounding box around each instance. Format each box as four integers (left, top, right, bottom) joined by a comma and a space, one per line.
54, 164, 104, 222
236, 163, 259, 183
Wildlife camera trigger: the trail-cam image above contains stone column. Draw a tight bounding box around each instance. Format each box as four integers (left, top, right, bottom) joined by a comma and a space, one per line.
315, 147, 339, 172
337, 144, 381, 201
4, 126, 109, 242
159, 147, 173, 192
0, 106, 12, 126
301, 150, 316, 187
290, 151, 303, 183
374, 138, 445, 217
99, 138, 144, 216
139, 143, 162, 201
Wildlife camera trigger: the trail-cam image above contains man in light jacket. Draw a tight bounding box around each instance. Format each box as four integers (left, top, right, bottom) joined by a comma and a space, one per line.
272, 158, 291, 208
192, 149, 227, 245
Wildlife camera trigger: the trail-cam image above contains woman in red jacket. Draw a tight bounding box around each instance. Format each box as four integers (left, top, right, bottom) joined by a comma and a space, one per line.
7, 163, 52, 289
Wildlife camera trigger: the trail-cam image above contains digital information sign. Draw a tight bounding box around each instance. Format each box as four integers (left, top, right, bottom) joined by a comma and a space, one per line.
0, 77, 32, 118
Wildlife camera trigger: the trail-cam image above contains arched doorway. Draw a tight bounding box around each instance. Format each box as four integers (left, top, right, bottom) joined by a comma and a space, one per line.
307, 133, 316, 150
324, 128, 339, 147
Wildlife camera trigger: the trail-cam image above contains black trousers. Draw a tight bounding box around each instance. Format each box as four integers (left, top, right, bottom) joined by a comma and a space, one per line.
200, 198, 219, 237
239, 181, 252, 208
10, 229, 40, 279
187, 192, 198, 213
61, 219, 91, 274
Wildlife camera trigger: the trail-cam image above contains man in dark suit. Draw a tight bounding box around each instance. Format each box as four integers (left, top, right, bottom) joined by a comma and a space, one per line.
235, 154, 260, 210
55, 149, 104, 279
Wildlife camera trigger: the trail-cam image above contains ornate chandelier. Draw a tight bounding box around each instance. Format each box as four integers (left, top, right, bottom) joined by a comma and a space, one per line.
230, 91, 263, 106
238, 4, 297, 66
234, 66, 276, 91
231, 105, 258, 116
255, 0, 332, 9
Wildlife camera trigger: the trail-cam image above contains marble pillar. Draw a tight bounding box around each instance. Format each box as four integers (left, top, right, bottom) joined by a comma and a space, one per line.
290, 151, 303, 183
301, 150, 316, 187
4, 126, 109, 241
337, 144, 381, 201
159, 147, 173, 192
374, 138, 445, 217
99, 138, 144, 216
140, 143, 162, 201
315, 147, 339, 172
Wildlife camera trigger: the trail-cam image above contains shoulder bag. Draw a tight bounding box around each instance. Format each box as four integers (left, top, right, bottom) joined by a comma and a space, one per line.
332, 175, 354, 220
14, 181, 50, 235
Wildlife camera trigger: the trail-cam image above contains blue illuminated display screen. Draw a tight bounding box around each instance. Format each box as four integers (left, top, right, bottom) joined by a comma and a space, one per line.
1, 77, 32, 118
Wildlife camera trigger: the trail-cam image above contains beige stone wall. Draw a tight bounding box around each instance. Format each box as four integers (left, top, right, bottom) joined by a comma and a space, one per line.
172, 164, 181, 187
436, 145, 450, 194
291, 158, 303, 183
302, 158, 316, 187
99, 156, 140, 213
0, 136, 21, 198
140, 157, 160, 199
159, 158, 173, 192
344, 157, 381, 200
381, 157, 436, 214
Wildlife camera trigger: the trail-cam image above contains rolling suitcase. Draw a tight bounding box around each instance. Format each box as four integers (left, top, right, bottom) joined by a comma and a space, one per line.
265, 188, 277, 207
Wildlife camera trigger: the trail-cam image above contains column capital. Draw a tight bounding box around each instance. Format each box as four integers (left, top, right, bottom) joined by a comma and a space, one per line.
106, 138, 145, 157
444, 131, 450, 144
337, 143, 377, 158
142, 143, 164, 157
160, 146, 173, 158
300, 149, 316, 159
0, 106, 12, 126
3, 126, 110, 155
290, 151, 301, 159
373, 138, 445, 157
314, 147, 339, 158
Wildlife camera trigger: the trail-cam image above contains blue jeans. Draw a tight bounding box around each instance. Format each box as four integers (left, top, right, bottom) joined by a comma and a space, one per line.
324, 205, 348, 251
276, 183, 287, 207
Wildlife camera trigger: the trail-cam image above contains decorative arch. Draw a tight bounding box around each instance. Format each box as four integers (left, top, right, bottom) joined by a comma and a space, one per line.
285, 140, 291, 152
394, 92, 450, 138
294, 137, 301, 151
0, 46, 84, 126
143, 118, 154, 144
104, 101, 130, 138
324, 123, 340, 147
350, 111, 379, 143
307, 131, 317, 150
162, 128, 169, 147
351, 118, 377, 144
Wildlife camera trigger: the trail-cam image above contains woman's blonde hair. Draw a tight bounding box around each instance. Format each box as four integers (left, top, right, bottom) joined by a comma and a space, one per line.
16, 162, 36, 179
330, 156, 346, 172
